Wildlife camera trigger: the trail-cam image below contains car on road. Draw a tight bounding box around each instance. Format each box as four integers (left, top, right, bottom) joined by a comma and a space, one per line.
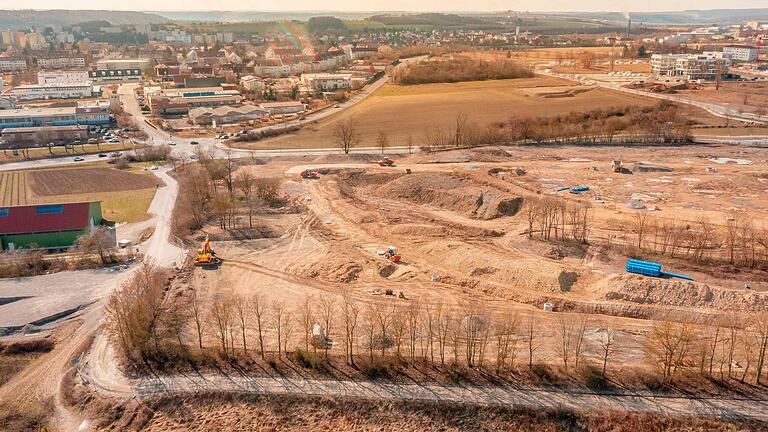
150, 165, 158, 170
110, 152, 122, 157
190, 140, 199, 145
122, 127, 130, 132
73, 156, 85, 161
334, 104, 340, 108
167, 140, 176, 146
98, 153, 108, 158
108, 138, 120, 143
87, 138, 98, 144
190, 154, 199, 161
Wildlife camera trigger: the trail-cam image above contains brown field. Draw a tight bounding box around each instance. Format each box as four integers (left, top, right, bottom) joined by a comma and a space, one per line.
28, 167, 160, 196
676, 81, 768, 116
0, 171, 28, 206
233, 77, 660, 150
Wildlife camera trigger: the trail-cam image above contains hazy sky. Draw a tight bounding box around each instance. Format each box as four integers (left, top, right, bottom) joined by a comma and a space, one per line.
3, 0, 768, 12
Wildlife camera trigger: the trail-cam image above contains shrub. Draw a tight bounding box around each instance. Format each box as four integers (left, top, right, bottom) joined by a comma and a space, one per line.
581, 365, 608, 390
2, 339, 54, 355
294, 349, 327, 371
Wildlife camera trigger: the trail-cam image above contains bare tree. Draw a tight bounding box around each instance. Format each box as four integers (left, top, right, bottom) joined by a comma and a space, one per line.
494, 311, 520, 372
232, 294, 248, 354
189, 289, 205, 349
251, 293, 268, 359
526, 312, 540, 369
376, 130, 389, 155
753, 312, 768, 385
333, 118, 361, 154
208, 294, 233, 357
341, 290, 361, 366
298, 296, 315, 351
236, 170, 255, 229
598, 328, 618, 375
272, 300, 286, 358
77, 226, 115, 265
318, 295, 336, 358
643, 316, 695, 380
406, 299, 421, 363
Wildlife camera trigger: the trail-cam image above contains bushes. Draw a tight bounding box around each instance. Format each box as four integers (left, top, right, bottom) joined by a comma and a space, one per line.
1, 339, 54, 355
393, 57, 533, 85
294, 349, 328, 371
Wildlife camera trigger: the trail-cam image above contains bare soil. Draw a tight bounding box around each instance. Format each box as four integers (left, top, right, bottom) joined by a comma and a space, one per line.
28, 167, 161, 196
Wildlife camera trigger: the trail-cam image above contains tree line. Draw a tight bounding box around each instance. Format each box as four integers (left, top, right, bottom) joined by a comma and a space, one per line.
105, 263, 768, 386
390, 57, 533, 85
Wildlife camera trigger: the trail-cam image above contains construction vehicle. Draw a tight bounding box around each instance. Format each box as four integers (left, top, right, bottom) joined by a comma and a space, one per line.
195, 235, 221, 267
612, 160, 623, 173
301, 169, 319, 179
384, 245, 401, 263
377, 157, 395, 167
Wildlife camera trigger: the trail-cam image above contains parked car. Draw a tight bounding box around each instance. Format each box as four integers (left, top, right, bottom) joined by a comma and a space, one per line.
73, 156, 84, 161
87, 138, 98, 144
108, 138, 120, 143
110, 152, 122, 157
98, 153, 108, 158
190, 154, 199, 161
150, 165, 159, 170
190, 140, 199, 145
167, 140, 176, 146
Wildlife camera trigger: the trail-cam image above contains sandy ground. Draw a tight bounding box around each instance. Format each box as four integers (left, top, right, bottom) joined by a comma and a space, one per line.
180, 144, 768, 371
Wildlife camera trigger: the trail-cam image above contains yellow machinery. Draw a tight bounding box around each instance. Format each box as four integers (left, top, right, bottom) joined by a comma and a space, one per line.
194, 235, 221, 267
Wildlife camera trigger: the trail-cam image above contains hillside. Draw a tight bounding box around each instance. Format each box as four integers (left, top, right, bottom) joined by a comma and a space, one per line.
0, 9, 168, 30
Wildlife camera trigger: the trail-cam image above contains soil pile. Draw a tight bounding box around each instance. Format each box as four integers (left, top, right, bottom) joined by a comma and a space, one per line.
596, 274, 768, 311
373, 173, 523, 219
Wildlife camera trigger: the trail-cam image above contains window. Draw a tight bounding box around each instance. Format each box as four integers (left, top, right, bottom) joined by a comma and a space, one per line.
35, 205, 64, 214
0, 208, 8, 217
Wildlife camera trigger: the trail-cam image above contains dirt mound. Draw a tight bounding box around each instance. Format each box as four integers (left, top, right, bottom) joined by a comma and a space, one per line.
305, 260, 363, 283
373, 172, 523, 219
417, 240, 578, 294
595, 274, 768, 311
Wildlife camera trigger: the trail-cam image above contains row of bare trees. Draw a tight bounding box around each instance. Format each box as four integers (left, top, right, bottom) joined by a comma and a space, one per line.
525, 196, 592, 244
624, 213, 768, 267
105, 266, 768, 385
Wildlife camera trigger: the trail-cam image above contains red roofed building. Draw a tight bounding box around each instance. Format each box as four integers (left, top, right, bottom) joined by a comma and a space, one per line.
0, 201, 110, 251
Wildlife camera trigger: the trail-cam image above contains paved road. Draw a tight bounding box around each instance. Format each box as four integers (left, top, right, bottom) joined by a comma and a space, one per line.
539, 69, 768, 126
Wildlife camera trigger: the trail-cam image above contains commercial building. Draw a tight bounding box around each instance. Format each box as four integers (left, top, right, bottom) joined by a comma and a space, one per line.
259, 101, 306, 115
88, 68, 143, 83
95, 58, 150, 71
189, 104, 268, 126
3, 81, 94, 101
147, 87, 243, 115
37, 70, 90, 85
0, 201, 112, 251
0, 102, 110, 129
0, 57, 27, 72
722, 45, 759, 62
36, 56, 87, 69
240, 75, 264, 92
1, 124, 91, 144
651, 53, 729, 81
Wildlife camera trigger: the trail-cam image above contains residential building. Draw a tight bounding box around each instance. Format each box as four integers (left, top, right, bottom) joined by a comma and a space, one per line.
188, 104, 268, 125
37, 70, 90, 85
95, 58, 150, 71
0, 57, 27, 72
0, 102, 110, 129
722, 45, 759, 62
259, 101, 306, 115
0, 201, 112, 251
147, 87, 243, 115
240, 75, 264, 92
36, 55, 87, 69
3, 82, 94, 101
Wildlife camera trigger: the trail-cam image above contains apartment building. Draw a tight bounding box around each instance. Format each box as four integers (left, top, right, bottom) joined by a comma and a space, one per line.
36, 56, 87, 69
0, 57, 27, 72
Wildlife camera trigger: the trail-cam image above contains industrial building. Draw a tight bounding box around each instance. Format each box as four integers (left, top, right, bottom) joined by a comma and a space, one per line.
37, 70, 90, 85
259, 101, 306, 115
189, 104, 268, 126
0, 102, 111, 129
0, 201, 112, 251
88, 68, 143, 83
3, 81, 94, 101
147, 87, 243, 115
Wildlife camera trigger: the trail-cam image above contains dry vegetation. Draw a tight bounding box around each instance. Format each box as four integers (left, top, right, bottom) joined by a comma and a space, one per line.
391, 56, 533, 85
28, 167, 160, 196
107, 392, 766, 432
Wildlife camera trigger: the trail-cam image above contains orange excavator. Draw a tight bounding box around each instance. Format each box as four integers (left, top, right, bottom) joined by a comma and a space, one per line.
195, 235, 221, 267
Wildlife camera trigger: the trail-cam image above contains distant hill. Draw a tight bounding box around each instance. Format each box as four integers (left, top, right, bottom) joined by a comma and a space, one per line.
149, 11, 377, 23
0, 10, 169, 30
548, 8, 768, 25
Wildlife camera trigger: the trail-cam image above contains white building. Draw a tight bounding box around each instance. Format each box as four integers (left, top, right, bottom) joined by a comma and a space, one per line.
722, 45, 759, 62
651, 53, 729, 81
0, 57, 27, 72
4, 82, 94, 101
240, 75, 264, 92
37, 70, 90, 85
301, 73, 354, 91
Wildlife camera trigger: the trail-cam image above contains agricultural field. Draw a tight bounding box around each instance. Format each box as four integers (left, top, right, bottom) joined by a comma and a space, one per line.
233, 77, 660, 150
1, 164, 161, 223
